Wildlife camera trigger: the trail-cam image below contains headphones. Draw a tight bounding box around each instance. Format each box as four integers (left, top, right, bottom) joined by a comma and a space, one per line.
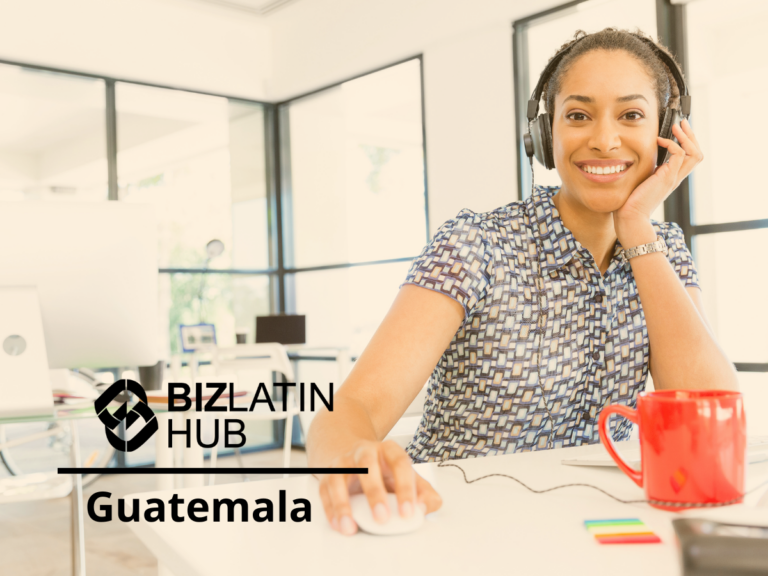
522, 34, 692, 170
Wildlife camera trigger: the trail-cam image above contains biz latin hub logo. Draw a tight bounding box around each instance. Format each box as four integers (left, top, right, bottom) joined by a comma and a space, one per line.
88, 379, 335, 524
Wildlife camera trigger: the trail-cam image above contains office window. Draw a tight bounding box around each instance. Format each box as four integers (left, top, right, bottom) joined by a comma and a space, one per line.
281, 59, 427, 269
687, 0, 768, 225
116, 84, 272, 356
279, 58, 428, 357
117, 85, 269, 270
694, 230, 768, 364
0, 64, 107, 202
287, 261, 412, 356
686, 0, 768, 372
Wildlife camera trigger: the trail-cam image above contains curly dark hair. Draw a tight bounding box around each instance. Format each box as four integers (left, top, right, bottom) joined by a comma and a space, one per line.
542, 28, 683, 123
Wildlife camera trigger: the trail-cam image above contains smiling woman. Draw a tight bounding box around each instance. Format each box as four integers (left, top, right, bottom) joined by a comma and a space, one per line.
305, 27, 740, 537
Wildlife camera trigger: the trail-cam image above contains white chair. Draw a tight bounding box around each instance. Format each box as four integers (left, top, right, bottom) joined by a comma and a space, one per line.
207, 343, 298, 484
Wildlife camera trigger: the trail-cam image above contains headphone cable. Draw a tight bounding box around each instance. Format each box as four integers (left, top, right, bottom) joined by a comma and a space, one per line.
437, 459, 768, 509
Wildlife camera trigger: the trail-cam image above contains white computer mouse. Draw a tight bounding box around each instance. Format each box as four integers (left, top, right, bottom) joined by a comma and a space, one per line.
349, 493, 425, 536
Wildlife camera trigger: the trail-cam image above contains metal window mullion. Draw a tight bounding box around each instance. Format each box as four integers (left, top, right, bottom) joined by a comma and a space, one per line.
264, 103, 283, 314
285, 256, 416, 275
733, 363, 768, 373
512, 22, 529, 202
690, 219, 768, 236
418, 55, 431, 239
0, 57, 271, 106
276, 104, 294, 314
106, 80, 118, 201
657, 0, 693, 248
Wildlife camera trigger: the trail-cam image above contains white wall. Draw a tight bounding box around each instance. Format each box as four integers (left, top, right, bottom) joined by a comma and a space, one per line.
0, 0, 272, 100
268, 0, 567, 232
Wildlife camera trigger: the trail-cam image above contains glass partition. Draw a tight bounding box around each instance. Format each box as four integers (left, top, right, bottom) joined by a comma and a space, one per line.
282, 59, 427, 269
0, 64, 107, 202
687, 0, 768, 225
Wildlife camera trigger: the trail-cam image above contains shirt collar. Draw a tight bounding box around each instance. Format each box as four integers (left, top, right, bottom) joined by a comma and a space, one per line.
526, 186, 626, 275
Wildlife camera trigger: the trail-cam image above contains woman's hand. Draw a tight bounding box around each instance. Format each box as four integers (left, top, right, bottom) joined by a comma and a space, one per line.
317, 439, 442, 536
614, 118, 703, 238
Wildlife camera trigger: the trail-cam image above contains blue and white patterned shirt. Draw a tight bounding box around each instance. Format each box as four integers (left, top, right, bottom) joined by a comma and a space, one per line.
401, 186, 699, 462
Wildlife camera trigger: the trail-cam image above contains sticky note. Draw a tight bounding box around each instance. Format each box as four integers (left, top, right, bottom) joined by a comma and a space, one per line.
584, 518, 661, 544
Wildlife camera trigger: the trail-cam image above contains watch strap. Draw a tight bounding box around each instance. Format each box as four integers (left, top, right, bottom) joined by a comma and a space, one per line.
620, 235, 668, 263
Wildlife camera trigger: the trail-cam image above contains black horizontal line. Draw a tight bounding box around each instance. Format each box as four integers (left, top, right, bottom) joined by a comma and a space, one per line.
734, 363, 768, 373
58, 467, 367, 475
691, 218, 768, 235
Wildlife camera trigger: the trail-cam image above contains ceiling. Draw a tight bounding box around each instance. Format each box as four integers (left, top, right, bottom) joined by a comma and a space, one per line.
189, 0, 300, 15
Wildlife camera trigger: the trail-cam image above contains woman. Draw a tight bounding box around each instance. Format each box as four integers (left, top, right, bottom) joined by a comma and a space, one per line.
307, 28, 738, 536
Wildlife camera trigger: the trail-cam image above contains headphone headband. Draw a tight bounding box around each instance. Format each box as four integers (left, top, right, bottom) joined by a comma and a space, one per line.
526, 33, 691, 121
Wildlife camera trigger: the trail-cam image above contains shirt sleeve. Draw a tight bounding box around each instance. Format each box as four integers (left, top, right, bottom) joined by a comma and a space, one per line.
400, 209, 492, 316
657, 221, 700, 289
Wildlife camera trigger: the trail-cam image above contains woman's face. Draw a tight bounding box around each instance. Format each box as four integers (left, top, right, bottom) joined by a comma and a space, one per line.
552, 49, 660, 213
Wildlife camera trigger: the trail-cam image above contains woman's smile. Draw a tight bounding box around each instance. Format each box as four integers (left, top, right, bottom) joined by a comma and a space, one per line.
574, 159, 634, 183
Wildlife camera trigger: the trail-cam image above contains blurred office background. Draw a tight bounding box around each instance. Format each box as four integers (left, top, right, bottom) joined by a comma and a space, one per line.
0, 0, 765, 474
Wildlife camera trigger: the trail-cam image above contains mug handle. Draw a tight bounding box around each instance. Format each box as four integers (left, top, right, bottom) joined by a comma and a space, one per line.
598, 405, 643, 487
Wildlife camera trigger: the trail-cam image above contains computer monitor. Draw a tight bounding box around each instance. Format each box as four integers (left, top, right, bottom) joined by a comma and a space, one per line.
0, 201, 158, 416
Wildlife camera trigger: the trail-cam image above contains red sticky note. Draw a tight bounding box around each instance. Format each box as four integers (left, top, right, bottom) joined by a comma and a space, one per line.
595, 534, 662, 544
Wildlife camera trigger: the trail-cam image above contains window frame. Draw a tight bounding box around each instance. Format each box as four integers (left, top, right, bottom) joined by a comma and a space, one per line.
272, 55, 431, 316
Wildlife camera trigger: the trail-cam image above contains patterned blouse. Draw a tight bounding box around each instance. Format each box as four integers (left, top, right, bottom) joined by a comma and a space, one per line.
401, 185, 699, 463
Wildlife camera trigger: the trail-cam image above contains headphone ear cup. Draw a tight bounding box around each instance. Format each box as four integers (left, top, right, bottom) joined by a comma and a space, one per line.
528, 114, 556, 170
540, 114, 555, 170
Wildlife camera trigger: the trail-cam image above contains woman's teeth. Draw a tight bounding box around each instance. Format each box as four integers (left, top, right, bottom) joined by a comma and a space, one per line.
581, 164, 627, 175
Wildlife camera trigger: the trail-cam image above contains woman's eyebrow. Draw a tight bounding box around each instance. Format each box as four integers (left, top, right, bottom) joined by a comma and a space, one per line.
562, 94, 649, 104
616, 94, 648, 103
563, 94, 593, 104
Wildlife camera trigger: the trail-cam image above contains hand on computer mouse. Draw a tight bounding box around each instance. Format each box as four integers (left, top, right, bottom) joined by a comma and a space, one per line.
317, 439, 442, 536
349, 493, 425, 536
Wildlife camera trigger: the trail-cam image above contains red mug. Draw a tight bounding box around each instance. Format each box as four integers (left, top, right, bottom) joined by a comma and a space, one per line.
598, 390, 746, 511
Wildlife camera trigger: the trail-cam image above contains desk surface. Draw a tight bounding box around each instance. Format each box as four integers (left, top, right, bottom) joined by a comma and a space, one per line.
127, 442, 768, 576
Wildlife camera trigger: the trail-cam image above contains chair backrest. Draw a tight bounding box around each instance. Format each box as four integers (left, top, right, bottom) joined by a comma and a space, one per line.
211, 343, 295, 385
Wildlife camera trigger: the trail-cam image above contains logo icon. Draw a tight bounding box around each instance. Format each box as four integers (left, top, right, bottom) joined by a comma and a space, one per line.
94, 379, 158, 452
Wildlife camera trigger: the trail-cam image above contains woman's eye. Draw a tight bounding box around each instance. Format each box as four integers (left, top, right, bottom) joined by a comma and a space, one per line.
623, 111, 644, 121
567, 112, 588, 121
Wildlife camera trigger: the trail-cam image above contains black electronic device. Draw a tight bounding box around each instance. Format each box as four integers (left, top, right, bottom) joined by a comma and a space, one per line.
672, 518, 768, 576
255, 315, 306, 345
523, 33, 692, 169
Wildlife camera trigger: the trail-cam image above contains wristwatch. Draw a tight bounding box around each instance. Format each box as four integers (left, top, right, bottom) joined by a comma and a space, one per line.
620, 235, 668, 264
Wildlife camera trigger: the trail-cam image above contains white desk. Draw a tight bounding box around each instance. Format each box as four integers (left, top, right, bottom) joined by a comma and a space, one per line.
127, 442, 768, 576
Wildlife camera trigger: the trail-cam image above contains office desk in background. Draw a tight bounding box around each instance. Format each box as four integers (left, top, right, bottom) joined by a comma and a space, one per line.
127, 442, 768, 576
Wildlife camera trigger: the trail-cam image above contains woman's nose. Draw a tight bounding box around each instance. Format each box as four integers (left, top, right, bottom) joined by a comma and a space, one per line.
588, 119, 621, 153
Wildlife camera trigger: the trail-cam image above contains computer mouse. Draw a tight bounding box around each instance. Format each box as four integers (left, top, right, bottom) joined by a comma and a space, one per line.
349, 493, 425, 536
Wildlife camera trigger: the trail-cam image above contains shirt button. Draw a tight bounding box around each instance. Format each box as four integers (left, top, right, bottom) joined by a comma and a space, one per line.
592, 351, 600, 361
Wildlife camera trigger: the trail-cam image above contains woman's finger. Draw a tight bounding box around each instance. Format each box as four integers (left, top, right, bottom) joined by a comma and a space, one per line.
353, 443, 391, 524
657, 136, 686, 182
380, 440, 418, 519
668, 128, 700, 182
680, 118, 703, 153
671, 124, 703, 181
414, 472, 443, 514
318, 482, 339, 531
323, 457, 358, 536
671, 122, 702, 163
